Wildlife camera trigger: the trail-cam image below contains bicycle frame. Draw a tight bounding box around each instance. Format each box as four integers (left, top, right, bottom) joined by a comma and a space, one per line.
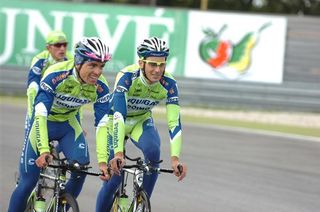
112, 155, 173, 212
27, 152, 72, 212
25, 142, 101, 212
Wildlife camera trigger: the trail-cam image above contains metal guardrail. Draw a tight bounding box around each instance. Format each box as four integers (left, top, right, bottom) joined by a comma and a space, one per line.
177, 77, 320, 112
1, 67, 320, 112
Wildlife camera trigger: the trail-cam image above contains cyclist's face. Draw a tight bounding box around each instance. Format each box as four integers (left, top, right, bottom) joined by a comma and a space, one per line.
78, 61, 105, 84
47, 42, 68, 61
139, 56, 166, 84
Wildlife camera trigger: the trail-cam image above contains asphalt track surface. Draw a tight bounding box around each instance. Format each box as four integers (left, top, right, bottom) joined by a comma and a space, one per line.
1, 102, 320, 212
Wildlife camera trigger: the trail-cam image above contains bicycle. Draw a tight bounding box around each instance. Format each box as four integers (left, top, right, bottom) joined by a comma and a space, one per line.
110, 153, 181, 212
24, 142, 101, 212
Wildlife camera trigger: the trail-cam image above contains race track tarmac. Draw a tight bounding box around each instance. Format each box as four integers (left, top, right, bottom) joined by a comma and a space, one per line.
1, 102, 320, 212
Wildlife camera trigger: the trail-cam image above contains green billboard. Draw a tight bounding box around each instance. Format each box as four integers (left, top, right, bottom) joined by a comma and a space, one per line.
0, 0, 188, 75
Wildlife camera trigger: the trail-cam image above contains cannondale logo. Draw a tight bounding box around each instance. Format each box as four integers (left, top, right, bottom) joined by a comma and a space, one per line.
28, 158, 35, 165
78, 143, 86, 149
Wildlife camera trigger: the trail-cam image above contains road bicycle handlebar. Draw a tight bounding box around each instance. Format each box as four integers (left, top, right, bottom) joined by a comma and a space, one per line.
47, 163, 102, 176
122, 154, 182, 174
123, 164, 174, 173
44, 155, 102, 177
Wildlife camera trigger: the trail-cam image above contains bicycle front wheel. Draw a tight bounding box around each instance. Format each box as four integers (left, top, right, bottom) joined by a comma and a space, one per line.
50, 192, 79, 212
133, 190, 151, 212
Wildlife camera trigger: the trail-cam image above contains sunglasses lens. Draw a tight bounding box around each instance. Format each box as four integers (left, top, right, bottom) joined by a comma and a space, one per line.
143, 60, 166, 68
159, 63, 166, 68
149, 62, 158, 68
53, 43, 67, 48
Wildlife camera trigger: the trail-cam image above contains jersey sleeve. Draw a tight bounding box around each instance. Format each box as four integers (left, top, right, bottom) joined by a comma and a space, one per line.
112, 71, 132, 154
94, 77, 113, 163
163, 77, 182, 157
33, 72, 56, 154
27, 54, 47, 118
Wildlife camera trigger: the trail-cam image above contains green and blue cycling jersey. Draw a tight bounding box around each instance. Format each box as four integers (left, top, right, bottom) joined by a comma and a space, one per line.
33, 59, 111, 154
27, 50, 73, 119
106, 63, 182, 160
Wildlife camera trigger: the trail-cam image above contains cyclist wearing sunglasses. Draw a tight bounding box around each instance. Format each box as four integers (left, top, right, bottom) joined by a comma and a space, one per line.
96, 36, 187, 211
25, 30, 73, 135
8, 37, 113, 212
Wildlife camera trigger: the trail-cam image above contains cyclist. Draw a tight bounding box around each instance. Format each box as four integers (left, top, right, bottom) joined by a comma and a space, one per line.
8, 37, 113, 212
96, 36, 187, 211
25, 30, 72, 131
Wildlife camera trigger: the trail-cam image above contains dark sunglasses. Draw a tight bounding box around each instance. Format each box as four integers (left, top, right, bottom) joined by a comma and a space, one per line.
52, 42, 68, 48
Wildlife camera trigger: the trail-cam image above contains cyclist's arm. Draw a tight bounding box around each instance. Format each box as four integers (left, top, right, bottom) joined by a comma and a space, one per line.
27, 56, 46, 118
167, 102, 187, 181
33, 82, 54, 155
112, 72, 131, 155
112, 90, 127, 155
166, 103, 182, 158
163, 76, 182, 158
94, 78, 113, 164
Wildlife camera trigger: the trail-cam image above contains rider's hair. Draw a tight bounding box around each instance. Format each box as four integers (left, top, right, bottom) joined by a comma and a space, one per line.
74, 37, 111, 65
137, 37, 169, 59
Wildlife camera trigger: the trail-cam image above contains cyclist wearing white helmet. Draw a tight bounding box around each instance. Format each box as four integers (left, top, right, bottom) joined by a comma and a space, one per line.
8, 37, 113, 212
96, 36, 187, 211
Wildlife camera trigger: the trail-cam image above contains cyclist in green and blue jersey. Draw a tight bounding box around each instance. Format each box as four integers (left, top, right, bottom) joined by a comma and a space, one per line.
26, 30, 73, 128
96, 37, 187, 211
8, 37, 113, 212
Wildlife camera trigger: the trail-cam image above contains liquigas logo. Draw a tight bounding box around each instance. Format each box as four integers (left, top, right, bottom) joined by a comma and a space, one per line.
199, 23, 271, 79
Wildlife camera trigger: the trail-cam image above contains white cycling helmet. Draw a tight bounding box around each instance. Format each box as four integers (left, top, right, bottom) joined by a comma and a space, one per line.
137, 37, 169, 58
75, 37, 111, 65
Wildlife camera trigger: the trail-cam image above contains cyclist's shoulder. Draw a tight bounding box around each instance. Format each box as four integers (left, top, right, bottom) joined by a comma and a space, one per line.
119, 63, 139, 75
30, 50, 50, 65
163, 71, 176, 81
42, 60, 73, 81
115, 63, 139, 83
159, 71, 178, 88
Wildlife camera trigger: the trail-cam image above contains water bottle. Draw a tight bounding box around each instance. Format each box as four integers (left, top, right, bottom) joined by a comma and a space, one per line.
34, 198, 46, 212
119, 195, 129, 211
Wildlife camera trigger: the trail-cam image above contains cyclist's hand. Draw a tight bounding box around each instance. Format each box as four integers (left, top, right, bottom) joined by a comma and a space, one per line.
35, 152, 52, 168
98, 162, 112, 181
171, 157, 187, 182
110, 152, 125, 176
